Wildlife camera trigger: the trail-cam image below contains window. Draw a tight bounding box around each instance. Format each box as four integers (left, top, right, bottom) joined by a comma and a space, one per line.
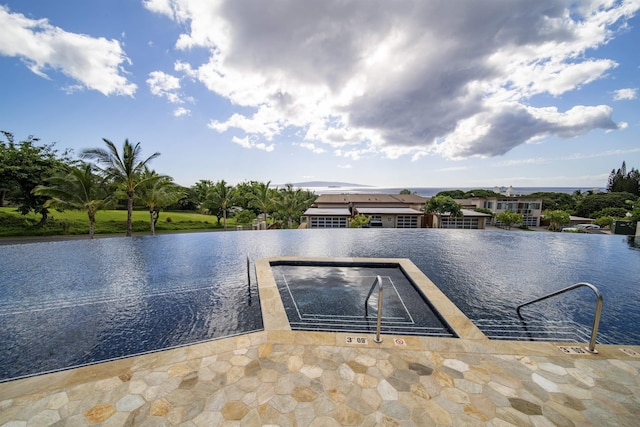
441, 217, 479, 229
368, 215, 383, 227
396, 216, 418, 228
310, 217, 348, 228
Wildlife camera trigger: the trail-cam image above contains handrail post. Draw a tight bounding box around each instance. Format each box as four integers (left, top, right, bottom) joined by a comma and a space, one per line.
517, 282, 603, 354
364, 275, 384, 343
373, 276, 383, 343
588, 291, 603, 353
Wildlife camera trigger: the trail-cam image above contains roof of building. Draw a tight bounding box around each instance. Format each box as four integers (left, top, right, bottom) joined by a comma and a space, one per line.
438, 209, 493, 218
313, 193, 427, 205
355, 207, 424, 215
302, 208, 351, 216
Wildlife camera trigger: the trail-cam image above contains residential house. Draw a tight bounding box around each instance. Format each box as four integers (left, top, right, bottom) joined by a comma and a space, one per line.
430, 209, 493, 229
302, 194, 427, 228
457, 196, 544, 227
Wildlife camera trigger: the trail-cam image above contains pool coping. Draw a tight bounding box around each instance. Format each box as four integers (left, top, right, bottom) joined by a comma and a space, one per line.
256, 256, 487, 340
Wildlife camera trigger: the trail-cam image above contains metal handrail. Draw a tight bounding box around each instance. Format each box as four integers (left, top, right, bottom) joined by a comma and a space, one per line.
364, 275, 384, 343
516, 282, 603, 354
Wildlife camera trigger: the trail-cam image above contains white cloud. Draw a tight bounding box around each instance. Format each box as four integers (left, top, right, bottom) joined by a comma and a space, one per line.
0, 5, 136, 96
147, 71, 181, 101
146, 0, 639, 160
613, 88, 638, 100
232, 135, 274, 152
296, 142, 326, 154
173, 107, 191, 117
147, 70, 196, 116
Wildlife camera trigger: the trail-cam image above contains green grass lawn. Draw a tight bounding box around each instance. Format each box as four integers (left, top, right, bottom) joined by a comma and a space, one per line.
0, 207, 230, 237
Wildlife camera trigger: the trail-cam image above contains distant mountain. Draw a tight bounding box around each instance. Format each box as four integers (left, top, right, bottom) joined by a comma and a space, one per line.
287, 181, 371, 188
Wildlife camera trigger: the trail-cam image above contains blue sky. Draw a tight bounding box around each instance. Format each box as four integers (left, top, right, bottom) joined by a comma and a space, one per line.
1, 0, 639, 189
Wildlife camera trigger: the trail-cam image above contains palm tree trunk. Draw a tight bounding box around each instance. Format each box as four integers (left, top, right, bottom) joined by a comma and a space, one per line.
149, 209, 156, 235
88, 211, 96, 239
126, 191, 134, 237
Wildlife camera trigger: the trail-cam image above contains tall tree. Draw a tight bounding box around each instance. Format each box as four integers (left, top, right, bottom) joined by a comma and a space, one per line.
425, 195, 462, 228
209, 180, 236, 230
273, 184, 315, 229
82, 138, 160, 236
574, 192, 637, 218
33, 163, 113, 238
248, 181, 274, 222
543, 210, 571, 232
0, 131, 64, 226
496, 210, 523, 230
135, 168, 184, 235
607, 161, 640, 196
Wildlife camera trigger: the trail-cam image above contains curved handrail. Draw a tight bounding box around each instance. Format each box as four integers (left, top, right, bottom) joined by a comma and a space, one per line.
364, 275, 384, 343
516, 282, 603, 353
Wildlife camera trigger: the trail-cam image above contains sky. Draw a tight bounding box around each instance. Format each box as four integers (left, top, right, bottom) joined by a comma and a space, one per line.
1, 0, 639, 190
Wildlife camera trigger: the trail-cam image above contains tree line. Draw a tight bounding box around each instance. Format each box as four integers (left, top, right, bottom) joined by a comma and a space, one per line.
425, 162, 640, 230
0, 133, 315, 238
2, 132, 639, 236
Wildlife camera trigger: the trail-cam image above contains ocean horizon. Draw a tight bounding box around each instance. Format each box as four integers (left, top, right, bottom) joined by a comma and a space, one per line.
297, 185, 604, 198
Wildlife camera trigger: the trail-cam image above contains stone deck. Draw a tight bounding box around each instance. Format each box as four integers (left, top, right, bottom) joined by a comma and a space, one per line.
1, 257, 639, 425
1, 332, 639, 426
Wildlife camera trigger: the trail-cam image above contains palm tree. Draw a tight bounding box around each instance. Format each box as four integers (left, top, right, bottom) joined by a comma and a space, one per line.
82, 139, 160, 236
248, 181, 273, 223
135, 168, 184, 235
209, 180, 236, 230
33, 163, 113, 238
274, 184, 315, 229
192, 179, 215, 214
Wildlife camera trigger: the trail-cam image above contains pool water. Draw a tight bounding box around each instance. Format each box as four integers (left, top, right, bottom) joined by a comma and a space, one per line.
270, 261, 456, 337
1, 229, 639, 382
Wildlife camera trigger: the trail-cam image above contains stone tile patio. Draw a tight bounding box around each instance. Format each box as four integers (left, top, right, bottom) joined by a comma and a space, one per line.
1, 332, 639, 426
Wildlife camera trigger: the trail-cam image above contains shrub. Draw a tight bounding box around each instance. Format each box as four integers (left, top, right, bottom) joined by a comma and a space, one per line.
594, 216, 614, 228
235, 210, 256, 224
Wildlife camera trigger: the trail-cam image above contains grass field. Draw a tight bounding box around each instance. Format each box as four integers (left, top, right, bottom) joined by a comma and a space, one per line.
0, 207, 231, 237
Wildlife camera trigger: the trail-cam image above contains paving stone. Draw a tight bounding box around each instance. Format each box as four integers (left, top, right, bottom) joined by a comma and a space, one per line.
377, 380, 399, 400
84, 403, 116, 423
220, 401, 250, 420
332, 403, 364, 425
532, 373, 561, 393
509, 397, 543, 415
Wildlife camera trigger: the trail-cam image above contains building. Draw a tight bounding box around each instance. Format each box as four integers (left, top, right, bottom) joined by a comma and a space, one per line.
430, 209, 493, 229
302, 194, 427, 228
458, 196, 544, 227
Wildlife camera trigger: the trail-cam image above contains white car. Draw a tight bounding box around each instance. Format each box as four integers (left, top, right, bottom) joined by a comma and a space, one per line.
575, 224, 600, 230
562, 224, 600, 232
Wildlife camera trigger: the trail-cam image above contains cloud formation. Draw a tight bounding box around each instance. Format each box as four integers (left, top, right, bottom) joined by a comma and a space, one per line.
145, 0, 637, 159
146, 71, 192, 116
0, 5, 136, 96
613, 88, 638, 100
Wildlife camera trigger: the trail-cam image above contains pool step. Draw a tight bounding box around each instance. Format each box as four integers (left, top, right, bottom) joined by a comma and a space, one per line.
471, 318, 615, 344
289, 314, 456, 337
287, 315, 614, 344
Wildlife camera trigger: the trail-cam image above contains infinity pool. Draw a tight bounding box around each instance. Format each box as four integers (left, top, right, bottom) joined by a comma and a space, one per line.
1, 229, 639, 381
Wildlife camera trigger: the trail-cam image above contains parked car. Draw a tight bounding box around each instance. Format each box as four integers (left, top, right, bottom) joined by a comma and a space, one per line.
562, 224, 600, 232
575, 224, 600, 230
